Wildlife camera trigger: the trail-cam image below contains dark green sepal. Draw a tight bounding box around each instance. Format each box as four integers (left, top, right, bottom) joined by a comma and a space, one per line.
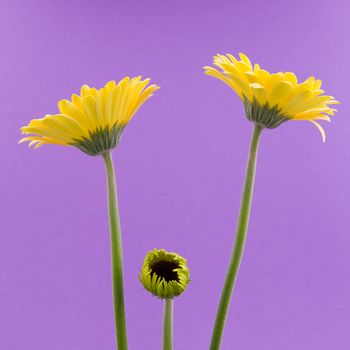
71, 124, 126, 156
243, 97, 291, 129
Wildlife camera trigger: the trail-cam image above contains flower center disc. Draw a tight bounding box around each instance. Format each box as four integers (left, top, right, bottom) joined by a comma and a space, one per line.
150, 260, 180, 282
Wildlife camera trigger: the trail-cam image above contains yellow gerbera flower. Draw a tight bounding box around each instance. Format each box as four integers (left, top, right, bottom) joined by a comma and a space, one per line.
19, 76, 160, 155
139, 249, 190, 349
204, 53, 339, 141
139, 248, 190, 299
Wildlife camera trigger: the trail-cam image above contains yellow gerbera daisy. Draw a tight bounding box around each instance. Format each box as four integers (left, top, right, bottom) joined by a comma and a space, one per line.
139, 249, 190, 299
139, 249, 190, 349
204, 53, 339, 141
19, 76, 160, 155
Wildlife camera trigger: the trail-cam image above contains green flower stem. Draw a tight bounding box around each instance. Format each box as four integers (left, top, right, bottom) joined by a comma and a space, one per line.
163, 298, 173, 350
210, 123, 263, 350
103, 151, 128, 350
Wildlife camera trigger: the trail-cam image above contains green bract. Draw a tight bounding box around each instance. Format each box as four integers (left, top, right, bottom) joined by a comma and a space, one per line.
243, 97, 291, 129
72, 124, 125, 156
139, 249, 190, 299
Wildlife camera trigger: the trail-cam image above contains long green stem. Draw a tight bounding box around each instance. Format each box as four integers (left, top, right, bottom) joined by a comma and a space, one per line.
103, 151, 128, 350
163, 298, 173, 350
210, 123, 263, 350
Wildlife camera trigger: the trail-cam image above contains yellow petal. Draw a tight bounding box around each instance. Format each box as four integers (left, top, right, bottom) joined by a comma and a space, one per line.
250, 83, 268, 105
269, 81, 293, 107
239, 52, 252, 69
284, 72, 298, 85
204, 66, 244, 98
309, 120, 326, 142
58, 99, 90, 129
81, 95, 99, 129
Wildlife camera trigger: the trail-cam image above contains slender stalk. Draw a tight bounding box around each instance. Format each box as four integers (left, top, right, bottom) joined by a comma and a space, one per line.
210, 123, 263, 350
103, 151, 128, 350
163, 298, 173, 350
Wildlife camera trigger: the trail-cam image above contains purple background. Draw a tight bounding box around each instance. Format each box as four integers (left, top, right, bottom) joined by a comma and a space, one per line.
1, 0, 349, 349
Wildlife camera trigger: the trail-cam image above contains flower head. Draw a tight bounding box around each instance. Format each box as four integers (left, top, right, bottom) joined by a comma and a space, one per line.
19, 77, 160, 155
139, 248, 190, 299
204, 53, 339, 141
